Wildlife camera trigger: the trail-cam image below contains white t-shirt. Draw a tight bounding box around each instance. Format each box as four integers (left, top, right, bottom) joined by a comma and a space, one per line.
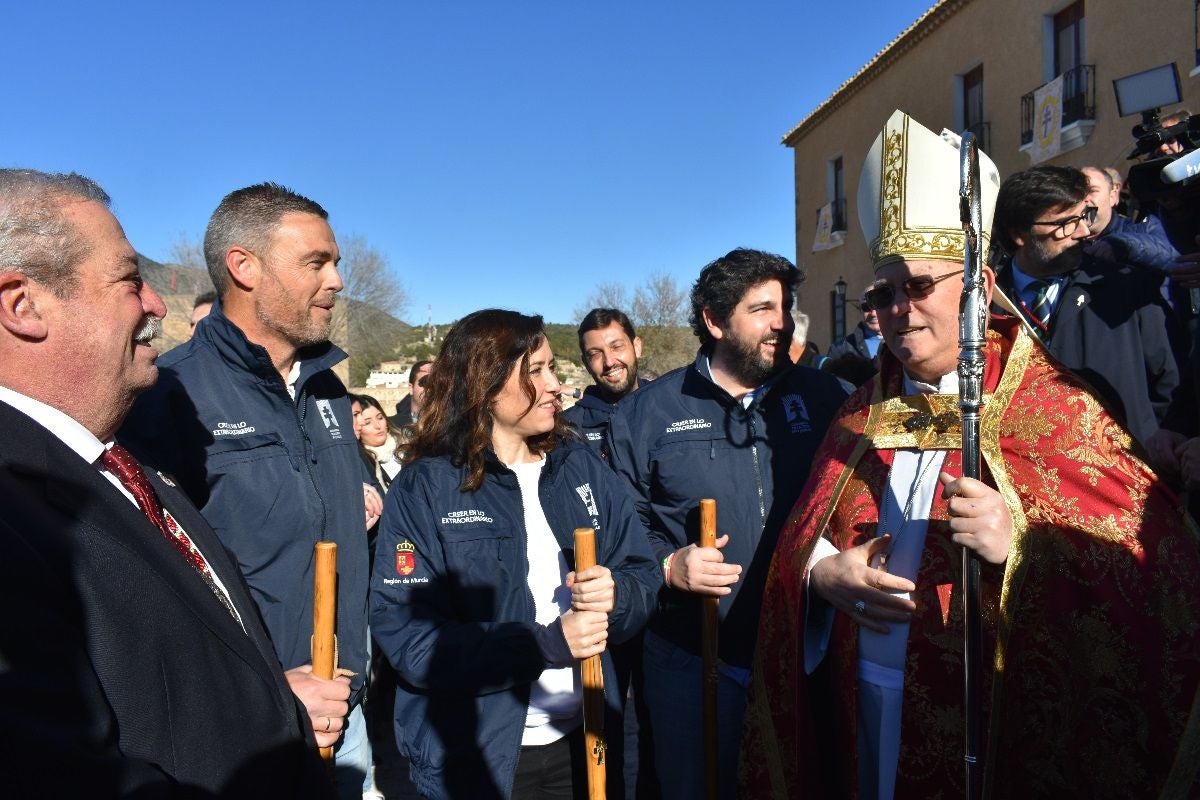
507, 458, 582, 745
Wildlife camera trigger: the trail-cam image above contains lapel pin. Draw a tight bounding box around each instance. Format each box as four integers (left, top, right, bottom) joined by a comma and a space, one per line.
157, 471, 176, 488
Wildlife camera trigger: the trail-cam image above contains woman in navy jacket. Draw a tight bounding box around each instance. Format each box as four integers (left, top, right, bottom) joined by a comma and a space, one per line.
370, 309, 659, 800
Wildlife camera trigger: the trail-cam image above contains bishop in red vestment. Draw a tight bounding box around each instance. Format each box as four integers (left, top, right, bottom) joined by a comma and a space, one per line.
740, 111, 1200, 799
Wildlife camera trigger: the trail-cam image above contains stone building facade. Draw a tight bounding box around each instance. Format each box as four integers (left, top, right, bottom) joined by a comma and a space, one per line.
788, 0, 1200, 345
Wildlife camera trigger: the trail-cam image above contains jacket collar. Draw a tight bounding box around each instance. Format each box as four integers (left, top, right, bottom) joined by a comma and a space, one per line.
688, 349, 789, 410
198, 301, 348, 393
576, 385, 622, 413
483, 442, 571, 488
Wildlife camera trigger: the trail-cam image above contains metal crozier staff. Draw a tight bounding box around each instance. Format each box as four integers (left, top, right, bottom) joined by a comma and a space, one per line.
956, 130, 986, 800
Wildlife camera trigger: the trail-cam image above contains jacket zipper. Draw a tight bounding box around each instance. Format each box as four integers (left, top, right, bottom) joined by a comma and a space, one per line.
748, 409, 766, 526
505, 464, 537, 800
291, 378, 330, 542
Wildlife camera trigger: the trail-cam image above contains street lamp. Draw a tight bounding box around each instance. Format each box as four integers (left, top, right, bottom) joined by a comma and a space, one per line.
830, 276, 847, 343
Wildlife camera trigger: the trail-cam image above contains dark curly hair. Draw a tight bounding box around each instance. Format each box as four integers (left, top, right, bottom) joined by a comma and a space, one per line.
689, 248, 801, 348
404, 309, 572, 492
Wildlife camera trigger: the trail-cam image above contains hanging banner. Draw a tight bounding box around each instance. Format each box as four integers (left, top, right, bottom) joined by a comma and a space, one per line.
812, 203, 844, 252
1030, 74, 1064, 164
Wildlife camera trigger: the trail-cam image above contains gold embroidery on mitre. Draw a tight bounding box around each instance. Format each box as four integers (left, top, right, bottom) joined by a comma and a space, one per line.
869, 115, 979, 268
866, 392, 984, 450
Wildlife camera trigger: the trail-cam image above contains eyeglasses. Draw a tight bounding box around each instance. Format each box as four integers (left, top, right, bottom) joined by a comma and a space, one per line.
859, 300, 876, 312
864, 270, 961, 309
1029, 205, 1097, 240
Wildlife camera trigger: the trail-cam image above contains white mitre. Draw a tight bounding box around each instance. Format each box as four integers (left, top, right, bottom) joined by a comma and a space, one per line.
857, 109, 1000, 271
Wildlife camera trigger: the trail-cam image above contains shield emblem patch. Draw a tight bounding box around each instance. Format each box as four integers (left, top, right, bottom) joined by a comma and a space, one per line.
396, 540, 416, 576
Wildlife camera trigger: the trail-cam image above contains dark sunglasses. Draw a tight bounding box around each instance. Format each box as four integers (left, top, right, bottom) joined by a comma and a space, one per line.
864, 269, 961, 309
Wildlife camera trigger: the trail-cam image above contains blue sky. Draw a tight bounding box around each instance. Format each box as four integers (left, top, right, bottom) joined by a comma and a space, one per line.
3, 1, 933, 324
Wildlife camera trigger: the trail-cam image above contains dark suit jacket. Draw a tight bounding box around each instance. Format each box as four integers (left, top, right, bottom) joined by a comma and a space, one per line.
388, 394, 416, 428
996, 257, 1181, 445
0, 401, 334, 798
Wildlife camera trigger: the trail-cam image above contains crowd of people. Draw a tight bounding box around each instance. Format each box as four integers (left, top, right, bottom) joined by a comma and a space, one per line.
2, 103, 1199, 800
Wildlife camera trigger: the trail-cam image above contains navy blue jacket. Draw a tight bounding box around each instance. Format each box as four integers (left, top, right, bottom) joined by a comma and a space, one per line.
1100, 213, 1180, 275
370, 441, 659, 800
121, 308, 371, 698
606, 356, 848, 667
996, 257, 1181, 445
562, 386, 620, 458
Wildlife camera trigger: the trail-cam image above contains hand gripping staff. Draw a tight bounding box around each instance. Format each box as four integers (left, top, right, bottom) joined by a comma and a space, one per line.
312, 541, 338, 766
699, 499, 719, 800
957, 131, 986, 800
573, 528, 606, 800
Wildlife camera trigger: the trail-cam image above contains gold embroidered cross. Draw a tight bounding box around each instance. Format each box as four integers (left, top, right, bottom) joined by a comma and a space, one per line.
903, 410, 959, 434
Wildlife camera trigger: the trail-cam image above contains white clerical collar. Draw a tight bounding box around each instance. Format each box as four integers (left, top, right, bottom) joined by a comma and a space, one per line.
902, 371, 959, 395
0, 384, 107, 465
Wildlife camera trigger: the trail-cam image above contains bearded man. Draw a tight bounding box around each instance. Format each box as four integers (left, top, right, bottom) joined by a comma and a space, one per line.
741, 111, 1200, 799
122, 183, 380, 798
564, 307, 643, 457
992, 165, 1179, 446
608, 248, 849, 799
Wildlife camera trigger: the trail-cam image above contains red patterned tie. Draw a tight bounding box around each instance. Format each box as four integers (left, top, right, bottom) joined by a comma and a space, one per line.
100, 444, 239, 621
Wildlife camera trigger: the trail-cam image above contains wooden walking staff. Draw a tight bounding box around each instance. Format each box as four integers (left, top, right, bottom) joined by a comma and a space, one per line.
956, 131, 986, 800
699, 499, 719, 800
312, 541, 338, 766
573, 527, 606, 800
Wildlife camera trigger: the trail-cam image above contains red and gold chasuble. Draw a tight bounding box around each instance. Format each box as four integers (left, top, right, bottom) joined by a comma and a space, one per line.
740, 317, 1200, 799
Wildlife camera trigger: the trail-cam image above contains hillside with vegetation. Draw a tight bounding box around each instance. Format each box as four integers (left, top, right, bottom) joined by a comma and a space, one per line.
144, 257, 697, 388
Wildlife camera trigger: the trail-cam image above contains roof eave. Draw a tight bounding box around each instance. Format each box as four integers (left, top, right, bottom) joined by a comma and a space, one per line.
782, 0, 970, 148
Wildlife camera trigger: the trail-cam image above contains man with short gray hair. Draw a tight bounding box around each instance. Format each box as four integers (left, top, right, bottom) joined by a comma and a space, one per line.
0, 169, 331, 796
123, 182, 380, 798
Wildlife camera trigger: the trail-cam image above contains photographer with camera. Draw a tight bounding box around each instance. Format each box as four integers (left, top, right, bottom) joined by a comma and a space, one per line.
1123, 108, 1200, 321
1129, 104, 1200, 516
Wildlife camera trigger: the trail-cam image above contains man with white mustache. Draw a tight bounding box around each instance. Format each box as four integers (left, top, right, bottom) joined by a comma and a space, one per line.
0, 169, 333, 796
122, 183, 381, 799
607, 248, 849, 799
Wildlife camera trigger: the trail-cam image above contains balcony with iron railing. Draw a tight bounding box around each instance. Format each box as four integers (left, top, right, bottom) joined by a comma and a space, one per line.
1020, 64, 1095, 150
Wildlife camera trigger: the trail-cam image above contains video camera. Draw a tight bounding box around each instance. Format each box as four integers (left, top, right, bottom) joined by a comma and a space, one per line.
1115, 64, 1198, 255
1125, 120, 1200, 210
1128, 111, 1200, 160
